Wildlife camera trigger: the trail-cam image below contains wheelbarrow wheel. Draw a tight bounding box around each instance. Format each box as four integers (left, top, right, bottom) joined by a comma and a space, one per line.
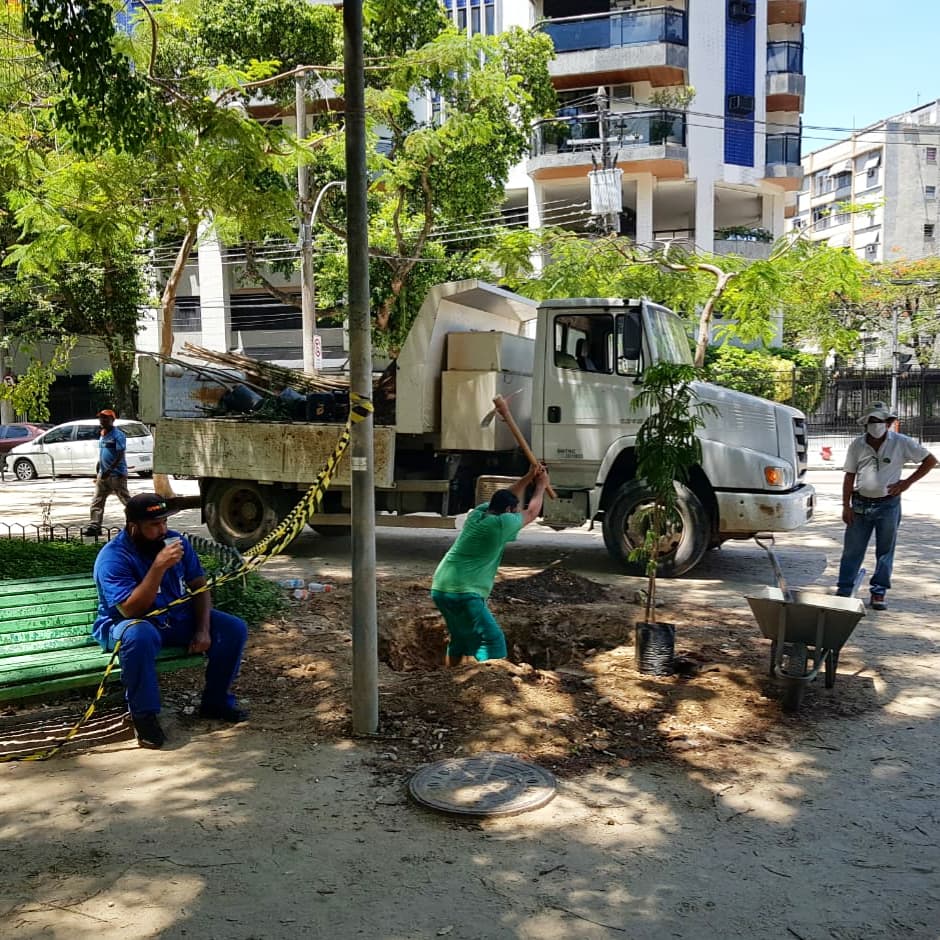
824, 650, 840, 689
782, 643, 808, 713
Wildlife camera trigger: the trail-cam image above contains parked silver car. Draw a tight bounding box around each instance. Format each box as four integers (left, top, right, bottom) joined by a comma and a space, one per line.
4, 419, 154, 481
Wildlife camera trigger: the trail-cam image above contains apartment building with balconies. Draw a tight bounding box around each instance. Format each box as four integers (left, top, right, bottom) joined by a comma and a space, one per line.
139, 0, 808, 371
790, 99, 940, 263
502, 0, 806, 256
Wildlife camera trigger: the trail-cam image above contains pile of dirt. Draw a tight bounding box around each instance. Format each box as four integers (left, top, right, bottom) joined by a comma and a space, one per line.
2, 565, 880, 773
210, 568, 880, 775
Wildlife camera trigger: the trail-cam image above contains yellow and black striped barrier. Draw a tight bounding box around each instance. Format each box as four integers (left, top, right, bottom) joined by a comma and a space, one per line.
1, 394, 373, 762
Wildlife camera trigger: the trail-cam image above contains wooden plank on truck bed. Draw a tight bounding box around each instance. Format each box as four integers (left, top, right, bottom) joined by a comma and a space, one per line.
154, 418, 396, 487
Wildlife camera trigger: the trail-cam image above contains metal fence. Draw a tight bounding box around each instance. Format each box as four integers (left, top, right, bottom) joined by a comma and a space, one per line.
712, 366, 940, 442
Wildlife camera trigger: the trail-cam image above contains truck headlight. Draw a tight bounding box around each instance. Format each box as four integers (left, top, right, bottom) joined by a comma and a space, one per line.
764, 466, 792, 488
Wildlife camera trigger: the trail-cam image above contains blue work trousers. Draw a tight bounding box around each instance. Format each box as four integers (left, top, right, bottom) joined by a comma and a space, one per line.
836, 495, 901, 597
110, 610, 248, 716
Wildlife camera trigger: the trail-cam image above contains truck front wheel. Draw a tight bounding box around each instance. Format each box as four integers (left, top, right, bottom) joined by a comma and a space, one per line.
204, 479, 281, 550
602, 480, 710, 577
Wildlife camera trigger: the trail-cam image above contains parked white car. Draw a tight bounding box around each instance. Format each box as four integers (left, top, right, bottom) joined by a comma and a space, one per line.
4, 419, 154, 481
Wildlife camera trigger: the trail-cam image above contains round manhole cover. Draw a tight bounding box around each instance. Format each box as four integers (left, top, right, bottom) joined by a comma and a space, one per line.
409, 753, 557, 817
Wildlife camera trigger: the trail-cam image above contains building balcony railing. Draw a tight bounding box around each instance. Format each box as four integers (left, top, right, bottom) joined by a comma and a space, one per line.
766, 132, 801, 165
538, 7, 688, 54
766, 41, 803, 74
531, 109, 687, 158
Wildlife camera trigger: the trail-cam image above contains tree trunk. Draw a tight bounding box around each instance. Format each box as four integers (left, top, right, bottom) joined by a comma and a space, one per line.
160, 223, 200, 357
154, 222, 199, 497
104, 337, 137, 419
693, 271, 736, 368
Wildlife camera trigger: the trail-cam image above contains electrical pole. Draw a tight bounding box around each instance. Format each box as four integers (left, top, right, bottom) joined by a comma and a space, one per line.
591, 86, 621, 235
890, 305, 899, 415
344, 0, 379, 735
296, 70, 319, 374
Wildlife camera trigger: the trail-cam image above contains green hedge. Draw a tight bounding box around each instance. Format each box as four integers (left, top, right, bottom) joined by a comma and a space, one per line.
0, 539, 286, 628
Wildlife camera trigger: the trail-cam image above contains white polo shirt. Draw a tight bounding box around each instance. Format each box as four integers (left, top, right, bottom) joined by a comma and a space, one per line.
843, 431, 930, 498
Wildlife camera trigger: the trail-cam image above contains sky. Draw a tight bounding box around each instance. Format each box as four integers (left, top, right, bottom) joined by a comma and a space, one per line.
801, 0, 940, 154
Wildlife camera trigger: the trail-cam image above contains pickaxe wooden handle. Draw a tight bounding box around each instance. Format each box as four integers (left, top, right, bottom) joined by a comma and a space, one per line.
492, 395, 557, 500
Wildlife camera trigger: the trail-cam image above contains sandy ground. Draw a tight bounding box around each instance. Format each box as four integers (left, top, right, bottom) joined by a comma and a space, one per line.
1, 470, 940, 939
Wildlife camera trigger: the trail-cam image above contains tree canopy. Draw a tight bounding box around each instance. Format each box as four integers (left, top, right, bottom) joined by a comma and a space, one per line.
490, 228, 868, 367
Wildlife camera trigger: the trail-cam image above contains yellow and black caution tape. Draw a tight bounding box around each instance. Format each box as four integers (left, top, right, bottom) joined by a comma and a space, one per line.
1, 395, 373, 762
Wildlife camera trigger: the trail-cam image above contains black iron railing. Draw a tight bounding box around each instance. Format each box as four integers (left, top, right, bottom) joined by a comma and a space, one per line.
538, 7, 687, 54
532, 109, 687, 157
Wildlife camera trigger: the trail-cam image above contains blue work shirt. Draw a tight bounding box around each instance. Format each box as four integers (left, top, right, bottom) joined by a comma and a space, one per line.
99, 426, 127, 477
92, 529, 204, 650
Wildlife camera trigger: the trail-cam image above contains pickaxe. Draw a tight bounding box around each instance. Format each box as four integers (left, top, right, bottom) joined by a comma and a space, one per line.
481, 392, 557, 499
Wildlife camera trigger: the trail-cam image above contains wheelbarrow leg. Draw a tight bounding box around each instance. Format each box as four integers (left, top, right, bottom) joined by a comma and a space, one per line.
825, 649, 840, 689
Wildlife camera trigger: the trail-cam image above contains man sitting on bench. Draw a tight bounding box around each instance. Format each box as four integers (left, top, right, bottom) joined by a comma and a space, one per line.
92, 493, 249, 749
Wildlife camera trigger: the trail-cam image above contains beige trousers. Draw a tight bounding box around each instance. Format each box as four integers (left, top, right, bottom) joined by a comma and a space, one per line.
89, 474, 131, 527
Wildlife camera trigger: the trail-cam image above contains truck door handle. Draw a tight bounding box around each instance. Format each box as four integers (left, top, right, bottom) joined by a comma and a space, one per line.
547, 406, 561, 423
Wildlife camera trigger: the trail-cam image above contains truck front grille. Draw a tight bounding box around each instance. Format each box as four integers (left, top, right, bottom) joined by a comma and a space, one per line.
793, 417, 808, 479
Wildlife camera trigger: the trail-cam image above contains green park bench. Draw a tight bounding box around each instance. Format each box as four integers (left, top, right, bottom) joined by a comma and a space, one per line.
0, 572, 203, 704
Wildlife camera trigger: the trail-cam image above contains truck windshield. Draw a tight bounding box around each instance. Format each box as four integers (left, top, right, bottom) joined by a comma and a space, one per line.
644, 304, 694, 365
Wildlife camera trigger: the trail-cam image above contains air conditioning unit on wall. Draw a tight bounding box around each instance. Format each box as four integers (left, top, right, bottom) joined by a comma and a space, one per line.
728, 0, 756, 20
727, 94, 756, 115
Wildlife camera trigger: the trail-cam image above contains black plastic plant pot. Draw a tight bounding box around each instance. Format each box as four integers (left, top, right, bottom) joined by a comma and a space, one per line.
635, 621, 675, 675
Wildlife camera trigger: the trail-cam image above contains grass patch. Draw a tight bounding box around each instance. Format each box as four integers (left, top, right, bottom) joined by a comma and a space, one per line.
0, 538, 286, 628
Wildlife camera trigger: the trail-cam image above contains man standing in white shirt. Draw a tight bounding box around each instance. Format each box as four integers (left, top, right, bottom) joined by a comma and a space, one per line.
835, 401, 937, 609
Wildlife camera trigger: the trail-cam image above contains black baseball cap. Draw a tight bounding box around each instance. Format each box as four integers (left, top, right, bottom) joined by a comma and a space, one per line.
125, 493, 175, 524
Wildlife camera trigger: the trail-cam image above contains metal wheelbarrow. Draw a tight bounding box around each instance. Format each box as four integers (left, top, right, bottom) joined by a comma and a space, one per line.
745, 537, 866, 712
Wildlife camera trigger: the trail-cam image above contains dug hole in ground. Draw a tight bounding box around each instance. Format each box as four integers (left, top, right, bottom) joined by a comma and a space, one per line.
1, 470, 939, 939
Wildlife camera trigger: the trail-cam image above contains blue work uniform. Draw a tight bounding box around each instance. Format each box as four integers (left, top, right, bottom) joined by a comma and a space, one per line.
92, 530, 247, 716
99, 426, 128, 477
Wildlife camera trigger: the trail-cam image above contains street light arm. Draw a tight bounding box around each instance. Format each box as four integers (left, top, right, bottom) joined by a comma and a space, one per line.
309, 180, 347, 227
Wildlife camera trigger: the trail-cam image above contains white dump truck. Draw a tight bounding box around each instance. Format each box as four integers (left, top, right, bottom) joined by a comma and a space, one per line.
138, 279, 814, 575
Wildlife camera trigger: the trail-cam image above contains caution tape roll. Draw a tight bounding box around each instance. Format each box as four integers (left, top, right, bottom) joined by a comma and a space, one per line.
1, 395, 373, 762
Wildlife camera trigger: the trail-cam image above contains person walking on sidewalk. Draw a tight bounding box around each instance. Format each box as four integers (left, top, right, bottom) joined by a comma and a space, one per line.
92, 493, 249, 748
83, 409, 131, 537
431, 464, 550, 665
835, 401, 937, 610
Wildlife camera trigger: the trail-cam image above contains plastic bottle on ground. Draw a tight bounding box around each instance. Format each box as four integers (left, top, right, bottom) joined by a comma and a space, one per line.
278, 578, 304, 589
306, 582, 333, 593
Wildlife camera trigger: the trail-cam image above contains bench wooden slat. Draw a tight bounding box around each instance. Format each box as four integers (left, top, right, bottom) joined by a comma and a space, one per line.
0, 632, 100, 658
0, 573, 97, 596
0, 615, 97, 644
0, 651, 204, 704
0, 573, 204, 704
0, 591, 101, 617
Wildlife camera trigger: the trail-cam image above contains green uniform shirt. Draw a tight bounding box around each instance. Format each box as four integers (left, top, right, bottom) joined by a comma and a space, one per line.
431, 503, 524, 599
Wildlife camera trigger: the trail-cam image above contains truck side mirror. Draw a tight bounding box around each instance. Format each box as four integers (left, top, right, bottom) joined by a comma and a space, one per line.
620, 311, 642, 361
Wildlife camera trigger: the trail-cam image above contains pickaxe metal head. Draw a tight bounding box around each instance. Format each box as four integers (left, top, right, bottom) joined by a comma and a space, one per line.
480, 388, 523, 427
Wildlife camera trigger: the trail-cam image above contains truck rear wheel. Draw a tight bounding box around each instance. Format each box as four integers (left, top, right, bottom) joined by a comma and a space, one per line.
204, 479, 281, 550
602, 480, 709, 578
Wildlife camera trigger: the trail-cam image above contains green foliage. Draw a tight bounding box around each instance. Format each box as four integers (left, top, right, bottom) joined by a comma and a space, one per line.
198, 0, 341, 75
629, 362, 713, 623
200, 557, 288, 628
0, 340, 74, 422
0, 538, 100, 579
22, 0, 168, 153
0, 540, 286, 629
489, 229, 868, 366
860, 256, 940, 368
704, 345, 826, 416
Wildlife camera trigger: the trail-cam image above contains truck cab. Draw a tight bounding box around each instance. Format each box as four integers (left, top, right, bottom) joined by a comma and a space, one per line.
532, 297, 814, 573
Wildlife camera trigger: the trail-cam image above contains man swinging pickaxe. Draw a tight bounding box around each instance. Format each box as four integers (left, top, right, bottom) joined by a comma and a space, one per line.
429, 393, 552, 665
